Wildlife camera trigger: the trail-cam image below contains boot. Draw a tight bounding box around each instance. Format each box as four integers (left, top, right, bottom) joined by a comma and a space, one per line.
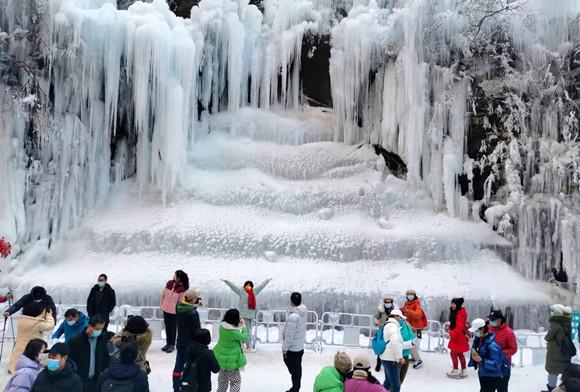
459, 369, 468, 378
165, 345, 175, 353
375, 356, 382, 372
161, 344, 170, 352
541, 384, 555, 392
446, 369, 460, 379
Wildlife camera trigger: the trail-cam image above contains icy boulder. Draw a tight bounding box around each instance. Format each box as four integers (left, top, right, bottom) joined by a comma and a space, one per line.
318, 208, 334, 220
264, 251, 278, 262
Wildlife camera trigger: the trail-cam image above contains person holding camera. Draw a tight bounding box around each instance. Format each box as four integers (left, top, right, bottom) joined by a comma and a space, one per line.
8, 302, 55, 374
111, 315, 152, 375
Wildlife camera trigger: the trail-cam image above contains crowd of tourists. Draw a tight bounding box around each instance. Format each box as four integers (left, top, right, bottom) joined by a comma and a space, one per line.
0, 271, 579, 392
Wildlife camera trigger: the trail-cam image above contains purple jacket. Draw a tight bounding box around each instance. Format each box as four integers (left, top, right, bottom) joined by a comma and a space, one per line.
4, 355, 42, 392
344, 378, 387, 392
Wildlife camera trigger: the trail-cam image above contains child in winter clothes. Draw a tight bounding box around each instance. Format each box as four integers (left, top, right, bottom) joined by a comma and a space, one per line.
160, 270, 189, 353
344, 354, 387, 392
400, 289, 427, 369
8, 303, 55, 374
222, 278, 271, 350
313, 351, 352, 392
182, 329, 220, 392
52, 308, 89, 343
4, 339, 46, 392
213, 309, 249, 392
447, 298, 469, 379
468, 319, 509, 392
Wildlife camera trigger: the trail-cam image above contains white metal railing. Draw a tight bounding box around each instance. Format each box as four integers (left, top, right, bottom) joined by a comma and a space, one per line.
0, 304, 553, 367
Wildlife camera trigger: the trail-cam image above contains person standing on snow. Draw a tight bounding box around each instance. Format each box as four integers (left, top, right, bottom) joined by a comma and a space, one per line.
4, 286, 57, 324
96, 342, 150, 392
181, 329, 220, 392
213, 309, 248, 392
283, 292, 308, 392
52, 308, 89, 343
8, 303, 55, 374
544, 304, 575, 392
86, 274, 116, 331
447, 298, 469, 379
31, 343, 83, 392
160, 270, 189, 354
468, 318, 509, 392
67, 314, 110, 392
400, 289, 427, 369
488, 309, 517, 391
111, 315, 152, 375
313, 351, 352, 392
399, 312, 416, 384
221, 277, 272, 351
4, 339, 47, 392
379, 308, 405, 392
373, 295, 398, 372
173, 289, 202, 392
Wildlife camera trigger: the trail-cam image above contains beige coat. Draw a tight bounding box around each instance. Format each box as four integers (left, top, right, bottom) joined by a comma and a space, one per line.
111, 329, 153, 373
8, 312, 54, 373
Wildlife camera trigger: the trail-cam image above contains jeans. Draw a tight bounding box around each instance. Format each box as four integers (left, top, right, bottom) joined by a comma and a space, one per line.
498, 365, 511, 392
548, 373, 559, 388
163, 311, 177, 346
479, 376, 501, 392
83, 377, 97, 392
172, 346, 187, 392
283, 350, 304, 392
382, 360, 401, 392
244, 318, 254, 347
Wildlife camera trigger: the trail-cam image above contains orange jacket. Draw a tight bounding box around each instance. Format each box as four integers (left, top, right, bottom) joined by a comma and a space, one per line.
401, 298, 426, 331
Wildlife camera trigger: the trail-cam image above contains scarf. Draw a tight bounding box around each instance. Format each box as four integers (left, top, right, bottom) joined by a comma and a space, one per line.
245, 286, 256, 310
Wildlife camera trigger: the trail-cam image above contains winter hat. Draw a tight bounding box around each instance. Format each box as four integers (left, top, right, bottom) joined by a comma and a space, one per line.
334, 352, 352, 375
488, 309, 504, 321
184, 290, 200, 303
383, 295, 394, 302
125, 315, 149, 334
352, 354, 371, 379
451, 298, 464, 308
468, 318, 487, 333
550, 304, 572, 316
390, 309, 407, 320
405, 289, 417, 296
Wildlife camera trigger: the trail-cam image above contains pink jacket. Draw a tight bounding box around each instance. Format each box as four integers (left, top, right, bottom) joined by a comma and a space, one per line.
160, 280, 186, 314
344, 379, 387, 392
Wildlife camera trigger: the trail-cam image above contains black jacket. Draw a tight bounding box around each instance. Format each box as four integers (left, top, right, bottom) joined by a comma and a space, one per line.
68, 330, 111, 381
176, 304, 201, 348
31, 361, 83, 392
8, 292, 57, 323
97, 362, 149, 392
86, 284, 116, 321
185, 342, 220, 392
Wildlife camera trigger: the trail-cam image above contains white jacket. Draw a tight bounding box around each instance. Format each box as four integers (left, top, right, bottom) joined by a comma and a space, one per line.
379, 318, 404, 362
283, 305, 308, 352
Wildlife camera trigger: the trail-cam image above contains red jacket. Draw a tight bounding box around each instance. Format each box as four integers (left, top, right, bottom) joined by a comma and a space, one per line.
448, 307, 469, 353
401, 299, 427, 331
489, 323, 518, 363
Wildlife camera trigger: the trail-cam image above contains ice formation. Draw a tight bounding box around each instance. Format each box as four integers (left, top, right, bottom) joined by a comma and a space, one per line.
0, 0, 579, 299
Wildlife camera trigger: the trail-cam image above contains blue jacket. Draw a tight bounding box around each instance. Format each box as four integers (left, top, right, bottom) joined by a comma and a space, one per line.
52, 312, 89, 342
469, 332, 509, 378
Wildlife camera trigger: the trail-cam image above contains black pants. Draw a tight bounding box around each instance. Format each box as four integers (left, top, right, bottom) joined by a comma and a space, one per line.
283, 350, 304, 392
84, 377, 97, 392
498, 366, 511, 392
479, 376, 501, 392
163, 311, 177, 346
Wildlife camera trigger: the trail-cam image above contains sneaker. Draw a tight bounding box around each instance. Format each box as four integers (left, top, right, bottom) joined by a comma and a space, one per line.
165, 345, 175, 353
161, 344, 170, 352
413, 360, 423, 369
459, 369, 468, 378
446, 369, 460, 379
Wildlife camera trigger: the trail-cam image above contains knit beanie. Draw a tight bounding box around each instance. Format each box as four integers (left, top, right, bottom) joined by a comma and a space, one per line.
334, 352, 352, 375
550, 304, 572, 316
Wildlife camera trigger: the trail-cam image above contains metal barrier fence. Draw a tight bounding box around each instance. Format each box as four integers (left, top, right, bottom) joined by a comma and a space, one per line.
0, 304, 551, 366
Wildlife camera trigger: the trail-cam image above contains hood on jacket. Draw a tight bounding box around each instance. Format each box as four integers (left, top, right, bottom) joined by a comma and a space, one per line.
74, 312, 88, 327
187, 342, 210, 361
107, 362, 141, 380
549, 314, 572, 326
291, 304, 308, 317
221, 322, 242, 330
315, 366, 343, 390
15, 354, 41, 372
177, 301, 197, 314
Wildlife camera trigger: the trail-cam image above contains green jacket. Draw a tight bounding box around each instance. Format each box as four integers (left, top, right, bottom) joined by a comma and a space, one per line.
313, 366, 344, 392
224, 279, 270, 319
213, 323, 248, 371
400, 320, 416, 358
545, 314, 573, 374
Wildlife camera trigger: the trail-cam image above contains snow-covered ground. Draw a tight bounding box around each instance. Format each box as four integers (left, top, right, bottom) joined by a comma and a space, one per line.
0, 340, 549, 391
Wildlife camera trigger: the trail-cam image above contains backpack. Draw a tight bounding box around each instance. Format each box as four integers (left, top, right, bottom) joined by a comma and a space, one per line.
180, 351, 209, 392
561, 326, 577, 359
563, 363, 580, 391
371, 325, 389, 356
101, 379, 134, 392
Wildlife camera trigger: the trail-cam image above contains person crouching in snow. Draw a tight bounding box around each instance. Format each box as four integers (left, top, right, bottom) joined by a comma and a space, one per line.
221, 278, 272, 352
468, 318, 509, 392
400, 289, 427, 369
345, 354, 387, 392
545, 304, 575, 392
446, 298, 469, 379
213, 309, 248, 392
374, 295, 398, 372
313, 351, 352, 392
